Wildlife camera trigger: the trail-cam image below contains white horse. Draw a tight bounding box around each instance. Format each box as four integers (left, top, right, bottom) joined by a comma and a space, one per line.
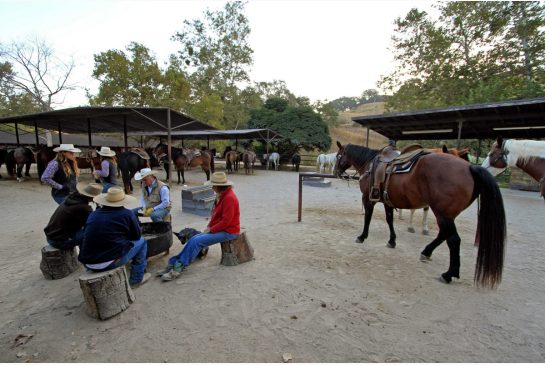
316, 153, 337, 173
264, 152, 280, 170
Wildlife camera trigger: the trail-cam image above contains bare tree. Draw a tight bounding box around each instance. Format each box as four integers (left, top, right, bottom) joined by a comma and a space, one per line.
0, 37, 76, 111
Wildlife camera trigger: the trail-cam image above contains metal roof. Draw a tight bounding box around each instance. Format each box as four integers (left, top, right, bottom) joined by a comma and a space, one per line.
0, 106, 216, 134
352, 97, 545, 140
0, 130, 139, 147
131, 128, 284, 143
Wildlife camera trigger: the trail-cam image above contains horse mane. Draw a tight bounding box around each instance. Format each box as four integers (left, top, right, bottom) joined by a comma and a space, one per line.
345, 144, 379, 166
504, 139, 545, 166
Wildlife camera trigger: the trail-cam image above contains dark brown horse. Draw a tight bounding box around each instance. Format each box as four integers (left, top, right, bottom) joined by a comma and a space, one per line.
242, 150, 256, 175
76, 148, 101, 172
291, 153, 301, 172
6, 147, 34, 181
225, 150, 240, 173
153, 143, 213, 184
118, 150, 150, 193
334, 141, 506, 288
483, 136, 545, 200
34, 145, 56, 180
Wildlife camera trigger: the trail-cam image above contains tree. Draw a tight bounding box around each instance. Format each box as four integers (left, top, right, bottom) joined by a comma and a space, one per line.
248, 97, 331, 152
0, 37, 76, 112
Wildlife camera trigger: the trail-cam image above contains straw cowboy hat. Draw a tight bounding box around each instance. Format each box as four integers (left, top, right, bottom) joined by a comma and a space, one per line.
93, 186, 137, 207
76, 182, 103, 198
53, 143, 81, 153
134, 167, 155, 181
205, 172, 234, 187
97, 146, 116, 157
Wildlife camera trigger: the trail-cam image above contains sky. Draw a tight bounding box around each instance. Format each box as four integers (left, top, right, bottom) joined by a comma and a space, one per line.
0, 0, 434, 108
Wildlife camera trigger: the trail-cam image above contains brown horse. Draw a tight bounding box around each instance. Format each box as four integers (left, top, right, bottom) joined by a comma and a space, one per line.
242, 150, 256, 175
334, 141, 506, 288
153, 143, 213, 184
483, 136, 545, 200
76, 148, 101, 172
225, 150, 240, 173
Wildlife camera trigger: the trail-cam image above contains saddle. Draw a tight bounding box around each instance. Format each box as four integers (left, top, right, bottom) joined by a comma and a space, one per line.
369, 144, 429, 205
183, 149, 202, 166
130, 148, 150, 160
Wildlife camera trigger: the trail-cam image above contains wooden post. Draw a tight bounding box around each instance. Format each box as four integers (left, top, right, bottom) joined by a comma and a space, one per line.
79, 266, 135, 320
40, 245, 80, 280
220, 232, 254, 266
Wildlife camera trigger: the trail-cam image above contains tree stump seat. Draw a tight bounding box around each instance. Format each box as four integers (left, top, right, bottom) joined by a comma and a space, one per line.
39, 245, 80, 280
78, 266, 135, 320
220, 231, 254, 266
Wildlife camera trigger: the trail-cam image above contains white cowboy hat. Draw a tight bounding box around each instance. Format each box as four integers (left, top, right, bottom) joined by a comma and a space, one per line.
53, 143, 81, 153
134, 167, 154, 181
76, 182, 103, 198
204, 172, 234, 187
93, 186, 137, 207
97, 146, 116, 157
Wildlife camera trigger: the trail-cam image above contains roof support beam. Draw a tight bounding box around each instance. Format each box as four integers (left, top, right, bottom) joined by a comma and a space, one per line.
57, 121, 63, 144
123, 115, 128, 149
456, 120, 464, 149
87, 118, 92, 148
167, 109, 172, 187
15, 123, 20, 145
34, 122, 39, 146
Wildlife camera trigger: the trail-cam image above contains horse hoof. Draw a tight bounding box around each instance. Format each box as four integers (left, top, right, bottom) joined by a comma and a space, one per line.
407, 227, 415, 233
420, 254, 432, 262
386, 242, 395, 248
355, 238, 364, 244
439, 274, 452, 284
422, 230, 429, 236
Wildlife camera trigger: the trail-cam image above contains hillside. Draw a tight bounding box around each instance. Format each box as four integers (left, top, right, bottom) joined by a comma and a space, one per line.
329, 102, 387, 152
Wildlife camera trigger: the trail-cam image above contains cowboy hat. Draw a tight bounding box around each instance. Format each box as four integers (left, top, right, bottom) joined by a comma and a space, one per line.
76, 182, 103, 198
204, 172, 234, 187
93, 186, 137, 207
134, 167, 154, 181
97, 146, 116, 157
53, 143, 81, 153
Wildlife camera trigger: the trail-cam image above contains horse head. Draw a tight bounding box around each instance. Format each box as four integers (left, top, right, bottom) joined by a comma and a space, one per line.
482, 137, 508, 176
152, 143, 168, 163
334, 141, 350, 177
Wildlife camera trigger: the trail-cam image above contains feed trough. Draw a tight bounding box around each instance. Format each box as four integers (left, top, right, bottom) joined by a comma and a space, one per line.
141, 222, 173, 257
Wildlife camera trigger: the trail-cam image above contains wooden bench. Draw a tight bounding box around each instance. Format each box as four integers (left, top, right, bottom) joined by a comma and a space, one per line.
220, 231, 254, 266
78, 266, 135, 320
40, 245, 80, 280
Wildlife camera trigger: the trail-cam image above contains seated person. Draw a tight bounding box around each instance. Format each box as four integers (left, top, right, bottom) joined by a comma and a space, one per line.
93, 146, 118, 193
79, 187, 151, 288
157, 172, 240, 281
132, 168, 171, 222
44, 182, 103, 250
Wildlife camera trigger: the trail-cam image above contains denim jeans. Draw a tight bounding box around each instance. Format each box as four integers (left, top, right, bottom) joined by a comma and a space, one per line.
101, 182, 117, 193
51, 190, 68, 205
47, 229, 84, 250
168, 231, 238, 267
132, 207, 170, 222
105, 236, 148, 285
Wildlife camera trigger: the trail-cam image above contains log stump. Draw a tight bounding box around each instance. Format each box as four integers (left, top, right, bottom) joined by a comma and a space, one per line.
220, 231, 254, 266
40, 245, 80, 280
78, 266, 135, 320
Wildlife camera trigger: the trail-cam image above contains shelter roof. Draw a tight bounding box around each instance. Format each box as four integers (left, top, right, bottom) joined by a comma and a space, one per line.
352, 97, 545, 140
0, 106, 215, 134
0, 130, 139, 147
132, 128, 284, 143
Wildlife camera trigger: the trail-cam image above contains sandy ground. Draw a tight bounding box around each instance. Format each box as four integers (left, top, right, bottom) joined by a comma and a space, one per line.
0, 163, 545, 362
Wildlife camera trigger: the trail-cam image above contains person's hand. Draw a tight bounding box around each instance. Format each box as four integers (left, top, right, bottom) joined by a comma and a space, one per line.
203, 226, 210, 233
58, 183, 70, 194
143, 207, 154, 217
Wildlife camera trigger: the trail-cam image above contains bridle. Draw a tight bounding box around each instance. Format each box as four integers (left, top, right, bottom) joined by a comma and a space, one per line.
490, 141, 508, 167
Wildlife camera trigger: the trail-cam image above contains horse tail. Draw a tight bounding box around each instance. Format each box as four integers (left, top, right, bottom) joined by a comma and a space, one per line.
5, 150, 15, 176
470, 165, 506, 289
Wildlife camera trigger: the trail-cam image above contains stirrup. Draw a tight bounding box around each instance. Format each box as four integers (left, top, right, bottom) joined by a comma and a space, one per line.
369, 187, 380, 202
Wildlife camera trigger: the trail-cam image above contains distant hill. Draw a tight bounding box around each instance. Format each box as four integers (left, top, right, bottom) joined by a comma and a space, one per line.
328, 102, 387, 152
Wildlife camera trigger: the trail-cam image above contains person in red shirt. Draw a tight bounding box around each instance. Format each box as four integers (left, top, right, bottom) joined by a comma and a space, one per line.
159, 172, 240, 281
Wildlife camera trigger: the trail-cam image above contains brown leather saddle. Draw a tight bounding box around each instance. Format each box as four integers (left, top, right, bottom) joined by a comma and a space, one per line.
130, 148, 150, 160
369, 144, 429, 205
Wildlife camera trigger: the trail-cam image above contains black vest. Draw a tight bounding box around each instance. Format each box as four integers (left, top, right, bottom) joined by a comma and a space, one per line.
52, 160, 77, 193
101, 160, 118, 185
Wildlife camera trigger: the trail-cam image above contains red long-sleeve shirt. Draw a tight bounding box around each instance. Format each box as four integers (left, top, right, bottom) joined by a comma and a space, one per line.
208, 187, 240, 234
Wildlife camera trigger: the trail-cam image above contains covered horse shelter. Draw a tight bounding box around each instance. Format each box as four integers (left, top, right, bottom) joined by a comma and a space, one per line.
0, 106, 216, 186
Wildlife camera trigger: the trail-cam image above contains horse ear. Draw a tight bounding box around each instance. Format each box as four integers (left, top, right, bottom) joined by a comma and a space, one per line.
336, 141, 343, 149
442, 145, 448, 153
496, 136, 503, 147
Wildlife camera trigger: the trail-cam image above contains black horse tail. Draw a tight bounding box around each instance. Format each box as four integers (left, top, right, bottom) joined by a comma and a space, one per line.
118, 152, 131, 193
470, 165, 506, 289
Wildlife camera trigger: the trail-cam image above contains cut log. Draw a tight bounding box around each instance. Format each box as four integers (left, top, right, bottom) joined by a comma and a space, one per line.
40, 245, 80, 280
220, 231, 254, 266
78, 266, 135, 320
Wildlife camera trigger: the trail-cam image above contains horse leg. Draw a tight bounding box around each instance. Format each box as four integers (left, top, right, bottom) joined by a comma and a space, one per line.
385, 205, 397, 248
25, 162, 31, 177
204, 167, 210, 181
439, 218, 461, 283
422, 206, 430, 235
180, 169, 185, 184
163, 162, 170, 180
357, 200, 375, 243
408, 209, 416, 233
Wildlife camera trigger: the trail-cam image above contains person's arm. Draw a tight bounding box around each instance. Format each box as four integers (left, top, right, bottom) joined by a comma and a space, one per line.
95, 160, 110, 177
41, 160, 63, 190
209, 195, 236, 233
126, 210, 142, 241
153, 186, 170, 211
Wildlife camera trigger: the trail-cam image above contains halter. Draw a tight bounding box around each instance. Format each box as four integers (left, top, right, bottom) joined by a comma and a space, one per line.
491, 140, 509, 166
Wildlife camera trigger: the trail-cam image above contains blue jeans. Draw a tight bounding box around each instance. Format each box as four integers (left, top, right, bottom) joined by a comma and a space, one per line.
132, 207, 170, 222
101, 182, 117, 193
105, 236, 147, 285
168, 231, 238, 267
51, 190, 68, 205
47, 229, 84, 250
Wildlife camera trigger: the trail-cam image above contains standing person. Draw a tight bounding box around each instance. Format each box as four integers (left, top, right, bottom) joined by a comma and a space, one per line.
44, 183, 103, 250
41, 144, 81, 204
158, 172, 240, 281
132, 168, 171, 222
79, 187, 151, 288
93, 146, 118, 192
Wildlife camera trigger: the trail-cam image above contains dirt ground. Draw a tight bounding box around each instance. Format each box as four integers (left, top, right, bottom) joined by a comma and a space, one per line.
0, 163, 544, 362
